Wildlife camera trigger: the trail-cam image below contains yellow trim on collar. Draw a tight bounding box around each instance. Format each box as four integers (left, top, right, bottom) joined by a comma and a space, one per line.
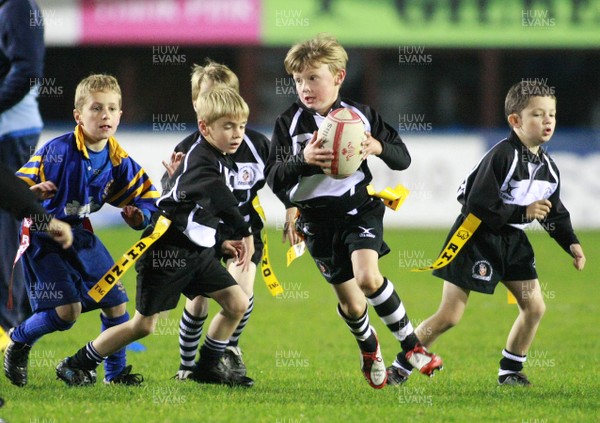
74, 125, 128, 165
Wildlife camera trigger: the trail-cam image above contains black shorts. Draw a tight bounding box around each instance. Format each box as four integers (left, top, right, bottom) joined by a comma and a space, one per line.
135, 225, 237, 316
433, 215, 537, 294
298, 199, 390, 284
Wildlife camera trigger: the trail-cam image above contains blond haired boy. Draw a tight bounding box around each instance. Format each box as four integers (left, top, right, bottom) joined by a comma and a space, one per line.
6, 74, 159, 387
55, 87, 255, 387
161, 59, 270, 380
265, 35, 442, 388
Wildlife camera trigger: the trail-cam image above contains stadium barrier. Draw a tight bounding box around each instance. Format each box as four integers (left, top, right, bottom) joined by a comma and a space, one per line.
38, 127, 600, 229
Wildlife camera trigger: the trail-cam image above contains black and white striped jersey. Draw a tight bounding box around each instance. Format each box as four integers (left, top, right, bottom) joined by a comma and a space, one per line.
266, 97, 411, 215
457, 130, 578, 253
157, 137, 251, 248
161, 128, 269, 222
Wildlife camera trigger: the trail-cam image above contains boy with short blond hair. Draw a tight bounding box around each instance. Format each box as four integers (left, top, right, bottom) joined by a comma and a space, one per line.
55, 87, 256, 387
414, 80, 585, 386
5, 74, 159, 387
74, 74, 122, 110
162, 59, 270, 380
283, 33, 348, 75
266, 34, 442, 388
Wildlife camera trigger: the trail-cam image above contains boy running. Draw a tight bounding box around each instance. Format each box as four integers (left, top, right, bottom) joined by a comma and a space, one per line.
414, 80, 586, 386
266, 35, 442, 388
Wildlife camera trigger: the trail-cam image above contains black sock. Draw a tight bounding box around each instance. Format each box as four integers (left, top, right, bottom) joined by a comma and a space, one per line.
499, 348, 526, 374
359, 331, 378, 353
70, 342, 104, 371
198, 336, 227, 368
400, 332, 419, 352
336, 304, 377, 353
367, 278, 416, 350
394, 334, 421, 371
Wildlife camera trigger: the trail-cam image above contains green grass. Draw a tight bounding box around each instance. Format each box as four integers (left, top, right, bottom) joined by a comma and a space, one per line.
1, 227, 598, 423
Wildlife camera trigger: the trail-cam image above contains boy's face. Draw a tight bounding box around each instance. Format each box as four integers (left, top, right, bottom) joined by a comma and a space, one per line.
293, 63, 345, 115
510, 96, 556, 148
199, 115, 246, 155
73, 91, 122, 146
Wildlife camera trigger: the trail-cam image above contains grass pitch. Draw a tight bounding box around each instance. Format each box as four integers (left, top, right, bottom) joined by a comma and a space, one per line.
1, 226, 598, 423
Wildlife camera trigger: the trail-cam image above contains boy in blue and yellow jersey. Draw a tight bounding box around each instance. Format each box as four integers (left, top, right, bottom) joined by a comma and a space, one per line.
4, 74, 159, 387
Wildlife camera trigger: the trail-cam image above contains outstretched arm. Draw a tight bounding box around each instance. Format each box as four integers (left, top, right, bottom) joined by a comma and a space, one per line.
570, 244, 585, 271
0, 165, 72, 249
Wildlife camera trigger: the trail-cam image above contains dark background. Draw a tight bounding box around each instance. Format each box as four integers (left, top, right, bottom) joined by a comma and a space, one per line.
40, 46, 600, 131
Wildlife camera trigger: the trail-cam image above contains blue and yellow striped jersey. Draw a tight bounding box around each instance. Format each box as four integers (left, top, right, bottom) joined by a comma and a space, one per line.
16, 126, 159, 223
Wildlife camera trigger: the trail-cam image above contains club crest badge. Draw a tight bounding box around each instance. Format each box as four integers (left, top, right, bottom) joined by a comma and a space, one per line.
315, 259, 331, 278
237, 165, 256, 187
472, 260, 493, 282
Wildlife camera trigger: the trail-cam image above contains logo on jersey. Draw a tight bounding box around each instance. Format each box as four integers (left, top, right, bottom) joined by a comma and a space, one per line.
64, 197, 99, 218
472, 260, 493, 282
500, 181, 516, 201
358, 226, 376, 239
223, 167, 236, 191
237, 165, 256, 187
101, 179, 115, 201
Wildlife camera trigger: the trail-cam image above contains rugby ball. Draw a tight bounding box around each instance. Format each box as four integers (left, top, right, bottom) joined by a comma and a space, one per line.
318, 108, 366, 178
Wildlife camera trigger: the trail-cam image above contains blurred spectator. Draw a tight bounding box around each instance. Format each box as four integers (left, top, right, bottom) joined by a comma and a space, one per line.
0, 0, 45, 332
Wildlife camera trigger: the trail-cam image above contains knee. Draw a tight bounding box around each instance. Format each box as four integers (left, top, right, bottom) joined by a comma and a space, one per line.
132, 317, 157, 338
338, 301, 367, 319
56, 303, 82, 322
217, 291, 249, 320
102, 303, 127, 319
523, 298, 546, 322
227, 296, 250, 319
187, 296, 209, 317
354, 271, 383, 296
429, 309, 462, 333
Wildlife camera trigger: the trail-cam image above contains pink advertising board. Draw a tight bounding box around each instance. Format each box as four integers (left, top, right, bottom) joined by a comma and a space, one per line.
81, 0, 260, 45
